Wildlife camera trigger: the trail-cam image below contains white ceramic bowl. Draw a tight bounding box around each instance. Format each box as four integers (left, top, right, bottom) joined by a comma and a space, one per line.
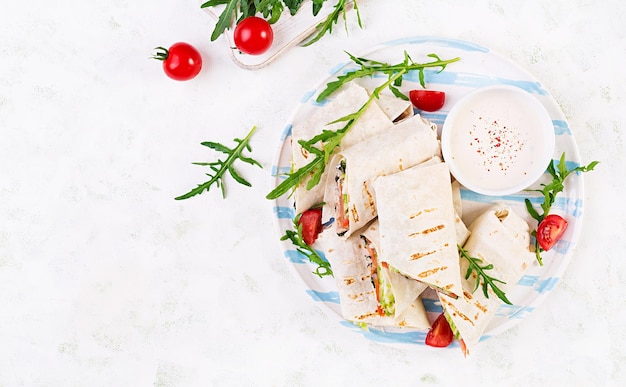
441, 85, 555, 196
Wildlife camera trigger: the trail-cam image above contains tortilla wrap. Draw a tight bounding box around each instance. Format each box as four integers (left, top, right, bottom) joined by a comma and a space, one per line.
361, 221, 430, 329
317, 221, 429, 329
292, 83, 408, 215
376, 93, 413, 123
372, 161, 463, 298
324, 114, 441, 238
437, 206, 535, 354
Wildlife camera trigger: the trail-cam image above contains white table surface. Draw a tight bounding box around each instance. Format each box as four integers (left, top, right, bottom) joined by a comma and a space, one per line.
1, 1, 624, 385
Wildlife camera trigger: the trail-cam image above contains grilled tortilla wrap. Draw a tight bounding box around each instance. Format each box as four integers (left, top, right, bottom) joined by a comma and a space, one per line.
292, 83, 411, 215
317, 221, 429, 329
376, 93, 414, 123
372, 161, 463, 298
437, 206, 535, 354
324, 114, 440, 238
361, 221, 430, 329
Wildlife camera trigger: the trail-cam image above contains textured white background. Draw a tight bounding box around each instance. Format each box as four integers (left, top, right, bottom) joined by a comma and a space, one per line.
1, 0, 624, 385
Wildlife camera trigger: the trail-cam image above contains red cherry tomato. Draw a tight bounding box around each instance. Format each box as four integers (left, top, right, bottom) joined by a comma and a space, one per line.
233, 17, 274, 55
425, 313, 454, 348
152, 42, 202, 81
298, 208, 323, 246
536, 214, 568, 251
409, 90, 446, 112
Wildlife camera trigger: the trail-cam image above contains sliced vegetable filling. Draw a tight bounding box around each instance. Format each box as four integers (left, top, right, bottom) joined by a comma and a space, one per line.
361, 235, 395, 316
334, 159, 350, 236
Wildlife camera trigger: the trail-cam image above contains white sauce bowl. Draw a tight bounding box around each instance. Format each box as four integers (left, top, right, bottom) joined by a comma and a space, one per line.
441, 85, 555, 196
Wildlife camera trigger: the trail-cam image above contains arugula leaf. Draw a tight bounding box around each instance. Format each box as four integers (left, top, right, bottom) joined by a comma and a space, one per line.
283, 0, 306, 15
317, 51, 459, 102
176, 126, 262, 200
311, 0, 325, 16
458, 245, 511, 305
524, 152, 599, 264
202, 0, 240, 42
266, 51, 460, 200
301, 0, 361, 47
281, 214, 333, 277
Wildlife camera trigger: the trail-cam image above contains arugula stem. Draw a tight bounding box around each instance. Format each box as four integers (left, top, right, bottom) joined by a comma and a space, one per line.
458, 245, 511, 305
176, 126, 262, 200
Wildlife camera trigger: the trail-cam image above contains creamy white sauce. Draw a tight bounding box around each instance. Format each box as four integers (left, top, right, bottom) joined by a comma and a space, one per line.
442, 86, 554, 195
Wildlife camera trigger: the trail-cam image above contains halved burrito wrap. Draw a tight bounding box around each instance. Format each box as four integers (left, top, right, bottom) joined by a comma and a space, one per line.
372, 161, 464, 298
324, 114, 441, 238
292, 83, 410, 215
317, 221, 429, 329
438, 206, 535, 354
361, 221, 430, 328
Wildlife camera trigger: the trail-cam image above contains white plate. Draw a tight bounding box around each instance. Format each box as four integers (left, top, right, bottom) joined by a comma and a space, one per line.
200, 0, 357, 70
270, 36, 585, 349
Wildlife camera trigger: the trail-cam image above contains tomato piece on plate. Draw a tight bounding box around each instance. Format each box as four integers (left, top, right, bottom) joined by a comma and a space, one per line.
536, 214, 568, 251
409, 90, 446, 112
152, 42, 203, 81
425, 313, 454, 348
298, 208, 323, 246
233, 16, 274, 55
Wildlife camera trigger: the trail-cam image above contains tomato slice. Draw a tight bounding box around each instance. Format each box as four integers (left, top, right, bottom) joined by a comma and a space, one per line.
298, 208, 323, 246
425, 313, 454, 348
536, 214, 568, 251
409, 90, 446, 112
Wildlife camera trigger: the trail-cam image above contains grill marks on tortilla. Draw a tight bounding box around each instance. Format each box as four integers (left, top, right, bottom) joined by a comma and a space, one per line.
441, 297, 476, 327
409, 246, 449, 261
416, 265, 448, 277
409, 208, 436, 219
407, 208, 450, 261
408, 224, 446, 237
362, 181, 376, 217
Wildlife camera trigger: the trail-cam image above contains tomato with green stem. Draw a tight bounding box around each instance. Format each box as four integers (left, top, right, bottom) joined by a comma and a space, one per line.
152, 42, 202, 81
536, 214, 568, 251
233, 16, 274, 55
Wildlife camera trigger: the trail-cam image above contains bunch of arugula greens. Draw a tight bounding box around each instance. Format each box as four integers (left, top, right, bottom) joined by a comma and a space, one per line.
201, 0, 361, 45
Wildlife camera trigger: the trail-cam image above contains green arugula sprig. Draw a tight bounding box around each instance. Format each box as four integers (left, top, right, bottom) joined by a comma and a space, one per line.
524, 152, 599, 265
318, 51, 460, 102
458, 245, 511, 305
265, 51, 460, 200
176, 126, 262, 200
281, 213, 333, 278
202, 0, 358, 44
302, 0, 361, 47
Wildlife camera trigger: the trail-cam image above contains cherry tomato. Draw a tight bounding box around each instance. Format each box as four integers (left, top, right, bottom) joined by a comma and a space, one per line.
298, 208, 323, 246
409, 90, 446, 112
152, 42, 202, 81
536, 214, 568, 251
233, 17, 274, 55
425, 313, 454, 348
